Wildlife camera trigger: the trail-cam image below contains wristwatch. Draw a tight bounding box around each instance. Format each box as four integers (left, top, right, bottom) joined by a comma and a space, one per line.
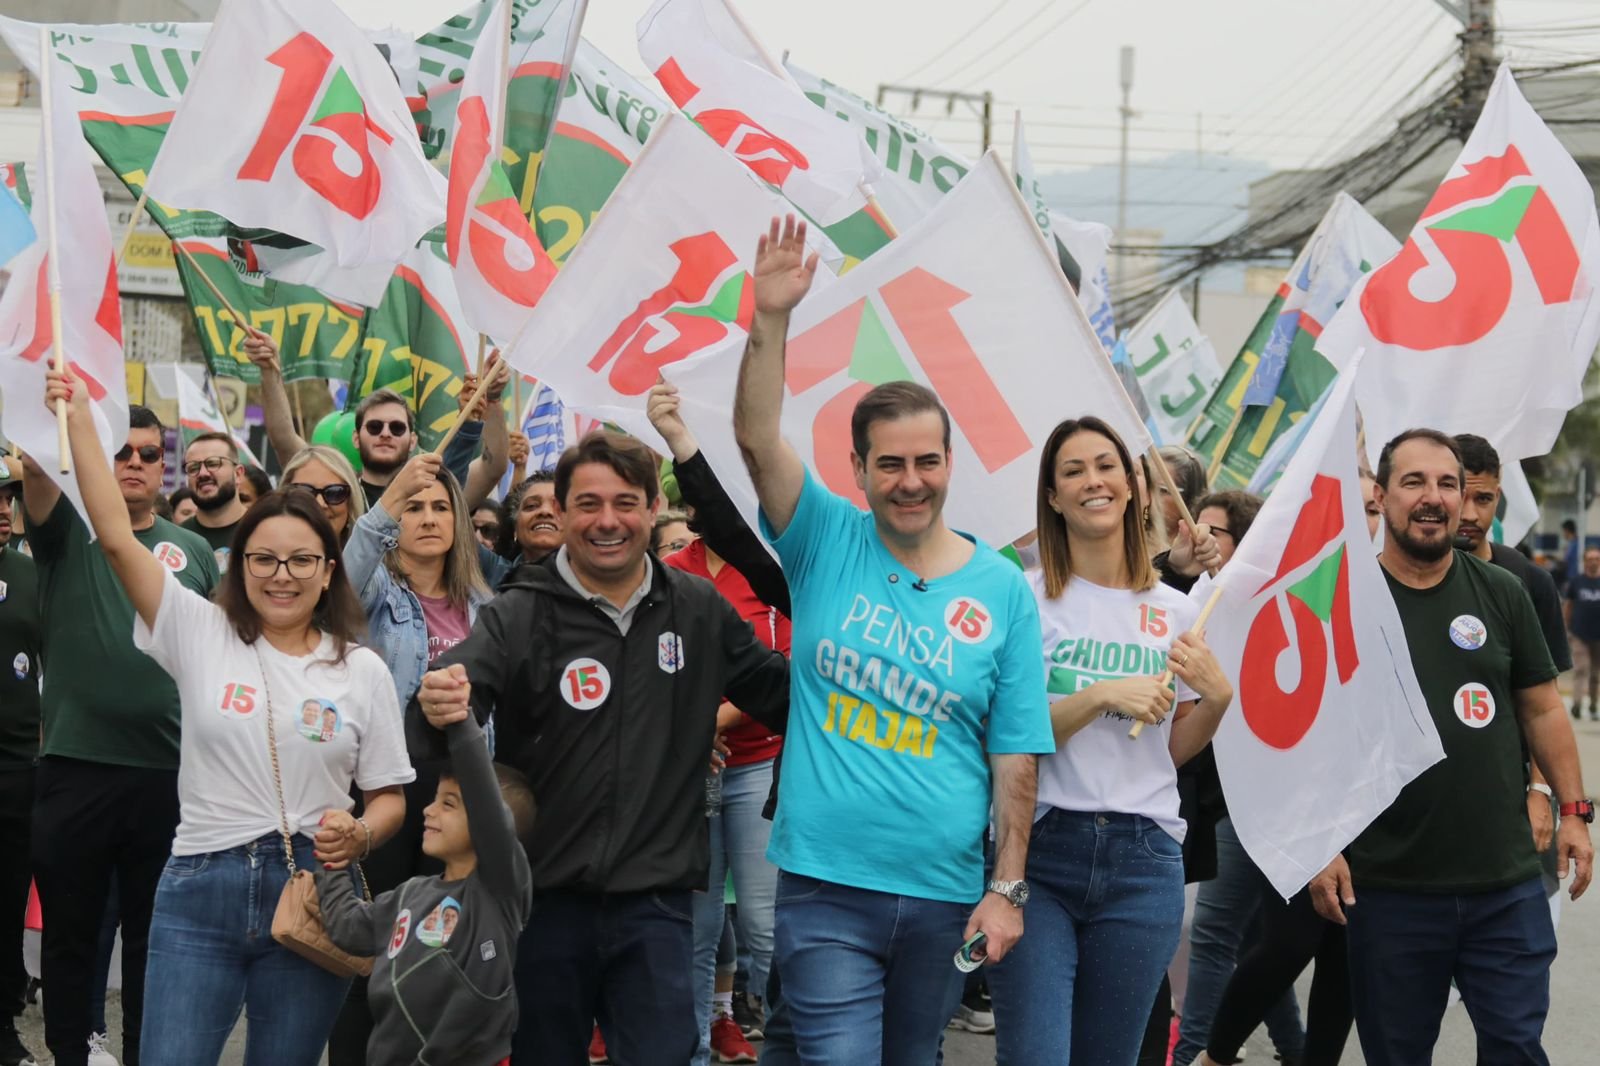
1559, 799, 1596, 824
986, 879, 1030, 907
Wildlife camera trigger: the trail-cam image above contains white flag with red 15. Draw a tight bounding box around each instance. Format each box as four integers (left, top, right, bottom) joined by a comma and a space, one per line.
1318, 64, 1600, 466
145, 0, 446, 268
1203, 351, 1443, 898
0, 47, 127, 527
446, 0, 558, 346
637, 0, 880, 227
497, 109, 820, 429
665, 149, 1153, 551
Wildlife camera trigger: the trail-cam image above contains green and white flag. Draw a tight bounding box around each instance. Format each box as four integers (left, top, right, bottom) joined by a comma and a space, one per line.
1124, 287, 1223, 446
1011, 111, 1053, 245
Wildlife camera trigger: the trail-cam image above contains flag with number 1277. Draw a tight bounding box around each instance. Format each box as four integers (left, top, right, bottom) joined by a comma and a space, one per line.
146, 0, 445, 268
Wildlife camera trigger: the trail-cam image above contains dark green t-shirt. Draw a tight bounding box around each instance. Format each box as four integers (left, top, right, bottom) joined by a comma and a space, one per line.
1349, 551, 1556, 893
32, 499, 220, 770
180, 515, 239, 576
0, 544, 42, 766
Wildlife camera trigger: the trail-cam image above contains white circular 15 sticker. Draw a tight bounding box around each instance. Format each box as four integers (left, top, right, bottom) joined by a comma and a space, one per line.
559, 658, 611, 711
151, 542, 188, 571
1454, 683, 1496, 728
944, 598, 994, 644
1449, 614, 1487, 651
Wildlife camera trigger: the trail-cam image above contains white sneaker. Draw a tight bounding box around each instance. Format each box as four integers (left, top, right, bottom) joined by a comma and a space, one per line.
947, 1002, 996, 1034
86, 1031, 119, 1066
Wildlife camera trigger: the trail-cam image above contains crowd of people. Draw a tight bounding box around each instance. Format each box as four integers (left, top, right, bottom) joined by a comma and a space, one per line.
0, 213, 1592, 1066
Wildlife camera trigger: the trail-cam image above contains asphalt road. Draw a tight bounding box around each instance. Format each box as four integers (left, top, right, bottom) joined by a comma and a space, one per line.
18, 717, 1600, 1065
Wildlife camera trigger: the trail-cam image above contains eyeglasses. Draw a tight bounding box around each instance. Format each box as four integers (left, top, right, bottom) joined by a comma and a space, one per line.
659, 538, 691, 554
183, 457, 237, 476
287, 482, 353, 506
474, 522, 500, 538
115, 444, 162, 464
363, 419, 411, 438
243, 552, 326, 579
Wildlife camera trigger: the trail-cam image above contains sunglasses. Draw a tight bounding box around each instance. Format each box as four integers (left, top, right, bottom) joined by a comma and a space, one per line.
474, 522, 501, 537
363, 419, 411, 438
287, 483, 353, 506
115, 444, 163, 464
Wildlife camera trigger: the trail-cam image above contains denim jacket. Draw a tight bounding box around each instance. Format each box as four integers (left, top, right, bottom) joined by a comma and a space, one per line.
344, 505, 493, 707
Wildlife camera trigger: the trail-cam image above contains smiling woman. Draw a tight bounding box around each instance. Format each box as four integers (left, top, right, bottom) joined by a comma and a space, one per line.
41, 366, 414, 1066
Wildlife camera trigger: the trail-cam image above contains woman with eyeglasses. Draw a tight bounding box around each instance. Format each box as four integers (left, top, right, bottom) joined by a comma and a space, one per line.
328, 450, 491, 1065
44, 368, 414, 1066
987, 416, 1233, 1065
281, 445, 367, 545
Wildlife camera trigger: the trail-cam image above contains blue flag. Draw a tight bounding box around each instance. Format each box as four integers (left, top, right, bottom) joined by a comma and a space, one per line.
0, 182, 34, 268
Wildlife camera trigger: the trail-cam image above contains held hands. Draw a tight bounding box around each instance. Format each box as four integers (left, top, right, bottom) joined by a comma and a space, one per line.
754, 215, 819, 317
1556, 814, 1594, 901
418, 663, 472, 730
647, 380, 698, 460
1168, 632, 1230, 708
313, 809, 362, 870
241, 328, 280, 374
1098, 674, 1177, 727
963, 892, 1023, 965
1168, 520, 1222, 577
1310, 854, 1356, 924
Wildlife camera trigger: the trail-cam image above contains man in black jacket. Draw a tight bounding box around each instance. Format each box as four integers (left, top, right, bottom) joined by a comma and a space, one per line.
412, 430, 789, 1066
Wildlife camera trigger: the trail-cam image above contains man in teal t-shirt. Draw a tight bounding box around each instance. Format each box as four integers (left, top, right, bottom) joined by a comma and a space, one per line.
733, 215, 1054, 1062
21, 407, 218, 1066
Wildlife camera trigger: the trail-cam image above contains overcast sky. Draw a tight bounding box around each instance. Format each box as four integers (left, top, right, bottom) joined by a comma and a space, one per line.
331, 0, 1600, 172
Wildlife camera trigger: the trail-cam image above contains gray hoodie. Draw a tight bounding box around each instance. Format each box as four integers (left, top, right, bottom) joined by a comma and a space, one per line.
318, 717, 532, 1065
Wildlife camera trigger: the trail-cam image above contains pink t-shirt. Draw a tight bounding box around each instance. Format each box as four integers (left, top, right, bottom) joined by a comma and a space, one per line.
416, 592, 471, 665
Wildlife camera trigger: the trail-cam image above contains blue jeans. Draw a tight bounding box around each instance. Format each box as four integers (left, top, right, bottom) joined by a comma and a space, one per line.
512, 889, 697, 1066
1172, 817, 1304, 1065
140, 833, 353, 1066
1346, 876, 1555, 1066
773, 872, 967, 1065
694, 759, 780, 1066
989, 809, 1185, 1066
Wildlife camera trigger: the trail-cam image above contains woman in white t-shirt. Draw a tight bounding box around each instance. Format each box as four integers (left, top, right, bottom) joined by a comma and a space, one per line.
46, 370, 414, 1066
988, 415, 1234, 1065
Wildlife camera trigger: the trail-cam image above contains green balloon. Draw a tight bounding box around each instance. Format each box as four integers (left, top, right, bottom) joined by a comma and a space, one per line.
310, 411, 362, 472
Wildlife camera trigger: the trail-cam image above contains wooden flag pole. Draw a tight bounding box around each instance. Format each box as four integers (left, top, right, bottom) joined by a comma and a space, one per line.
511, 375, 522, 432
431, 362, 503, 456
474, 334, 487, 381
114, 188, 149, 268
172, 240, 251, 330
38, 26, 70, 474
1128, 584, 1225, 738
1145, 442, 1208, 560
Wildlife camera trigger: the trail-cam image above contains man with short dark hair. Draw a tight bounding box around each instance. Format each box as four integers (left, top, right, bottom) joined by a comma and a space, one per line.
21, 407, 218, 1066
179, 431, 247, 573
411, 430, 790, 1065
0, 459, 41, 1066
1565, 546, 1600, 721
732, 215, 1054, 1061
1311, 428, 1592, 1066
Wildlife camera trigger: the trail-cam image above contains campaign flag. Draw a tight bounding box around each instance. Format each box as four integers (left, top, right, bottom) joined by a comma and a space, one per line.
663, 150, 1153, 550
412, 0, 589, 213
524, 381, 568, 471
1055, 215, 1117, 348
446, 0, 558, 345
1319, 64, 1600, 467
1124, 288, 1224, 447
637, 0, 881, 228
498, 109, 816, 422
0, 48, 127, 524
1011, 112, 1054, 245
1205, 351, 1443, 898
1189, 193, 1398, 489
1492, 460, 1540, 548
0, 180, 33, 268
160, 364, 264, 468
1107, 333, 1161, 444
145, 0, 446, 267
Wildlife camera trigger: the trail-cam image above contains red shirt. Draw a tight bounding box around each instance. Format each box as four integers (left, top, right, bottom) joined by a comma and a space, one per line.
664, 540, 788, 766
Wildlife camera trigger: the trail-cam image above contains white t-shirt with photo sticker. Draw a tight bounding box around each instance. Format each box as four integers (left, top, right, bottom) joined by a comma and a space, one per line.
135, 567, 415, 856
1030, 572, 1199, 842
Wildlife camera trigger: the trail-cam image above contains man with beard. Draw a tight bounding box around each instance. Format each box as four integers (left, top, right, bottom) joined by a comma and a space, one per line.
179, 432, 248, 573
1452, 433, 1573, 922
0, 460, 42, 1066
1311, 429, 1592, 1066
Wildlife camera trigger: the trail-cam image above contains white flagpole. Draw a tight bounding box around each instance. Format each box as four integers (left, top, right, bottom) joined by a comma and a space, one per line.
38, 26, 70, 474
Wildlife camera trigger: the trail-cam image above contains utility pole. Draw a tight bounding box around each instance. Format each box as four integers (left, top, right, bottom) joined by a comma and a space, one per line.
1117, 45, 1135, 295
875, 84, 994, 151
1434, 0, 1496, 137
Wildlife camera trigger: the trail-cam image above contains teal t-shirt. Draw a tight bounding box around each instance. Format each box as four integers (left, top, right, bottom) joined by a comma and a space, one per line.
762, 470, 1054, 903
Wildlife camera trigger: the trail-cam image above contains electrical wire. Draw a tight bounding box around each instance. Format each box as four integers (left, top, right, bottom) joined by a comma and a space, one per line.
889, 0, 1020, 84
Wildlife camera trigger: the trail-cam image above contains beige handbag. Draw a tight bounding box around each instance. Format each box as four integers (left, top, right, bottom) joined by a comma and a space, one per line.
256, 648, 375, 978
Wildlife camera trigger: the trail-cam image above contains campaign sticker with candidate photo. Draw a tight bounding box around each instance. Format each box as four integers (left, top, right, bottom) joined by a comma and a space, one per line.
298, 698, 341, 742
1449, 614, 1487, 651
416, 897, 461, 948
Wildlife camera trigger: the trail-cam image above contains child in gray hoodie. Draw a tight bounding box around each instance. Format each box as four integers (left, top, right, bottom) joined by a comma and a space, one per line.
318, 673, 534, 1066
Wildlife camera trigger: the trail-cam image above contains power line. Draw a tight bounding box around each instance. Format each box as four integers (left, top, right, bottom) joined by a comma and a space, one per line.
889, 0, 1020, 83
953, 0, 1099, 91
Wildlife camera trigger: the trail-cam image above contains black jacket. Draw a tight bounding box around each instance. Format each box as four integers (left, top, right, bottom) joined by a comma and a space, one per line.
409, 555, 789, 894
